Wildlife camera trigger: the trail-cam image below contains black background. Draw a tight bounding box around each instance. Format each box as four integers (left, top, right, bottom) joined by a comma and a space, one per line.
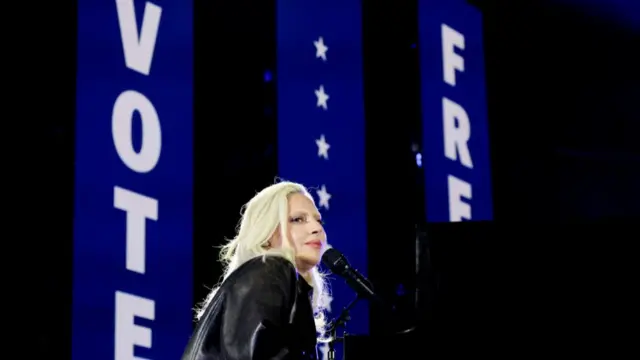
11, 0, 639, 356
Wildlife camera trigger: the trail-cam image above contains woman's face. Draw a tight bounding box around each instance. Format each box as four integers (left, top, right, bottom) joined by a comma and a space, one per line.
271, 192, 326, 272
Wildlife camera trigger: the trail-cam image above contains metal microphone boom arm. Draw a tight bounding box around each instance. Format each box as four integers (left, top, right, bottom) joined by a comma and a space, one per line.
326, 295, 361, 360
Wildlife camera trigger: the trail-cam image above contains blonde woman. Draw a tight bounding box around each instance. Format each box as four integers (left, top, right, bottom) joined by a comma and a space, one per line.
182, 181, 332, 360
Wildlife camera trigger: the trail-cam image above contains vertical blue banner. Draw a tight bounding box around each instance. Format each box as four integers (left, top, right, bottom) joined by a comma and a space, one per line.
419, 0, 493, 222
277, 0, 367, 359
73, 1, 193, 360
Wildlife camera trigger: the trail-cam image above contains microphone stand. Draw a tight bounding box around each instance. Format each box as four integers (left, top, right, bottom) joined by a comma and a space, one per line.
327, 295, 361, 360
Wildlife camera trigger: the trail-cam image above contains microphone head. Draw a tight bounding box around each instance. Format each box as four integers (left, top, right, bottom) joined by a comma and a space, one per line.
321, 248, 351, 276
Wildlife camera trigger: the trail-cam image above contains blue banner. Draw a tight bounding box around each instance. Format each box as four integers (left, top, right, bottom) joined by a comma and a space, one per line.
419, 0, 493, 222
276, 1, 367, 358
73, 1, 193, 359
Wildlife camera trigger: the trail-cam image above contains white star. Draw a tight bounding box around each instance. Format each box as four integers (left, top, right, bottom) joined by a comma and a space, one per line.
316, 134, 330, 159
316, 185, 332, 210
315, 85, 329, 110
319, 342, 330, 360
314, 36, 328, 61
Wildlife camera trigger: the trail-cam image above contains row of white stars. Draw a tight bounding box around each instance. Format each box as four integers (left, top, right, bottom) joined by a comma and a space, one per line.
314, 38, 340, 356
313, 36, 332, 213
314, 37, 330, 110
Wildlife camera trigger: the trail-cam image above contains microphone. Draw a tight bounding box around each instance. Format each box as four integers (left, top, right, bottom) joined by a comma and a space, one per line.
321, 248, 382, 304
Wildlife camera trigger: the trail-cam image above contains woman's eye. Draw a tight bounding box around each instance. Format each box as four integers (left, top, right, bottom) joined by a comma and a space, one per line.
290, 217, 304, 223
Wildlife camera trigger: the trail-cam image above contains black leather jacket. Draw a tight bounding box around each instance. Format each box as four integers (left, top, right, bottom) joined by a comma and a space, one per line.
182, 256, 318, 360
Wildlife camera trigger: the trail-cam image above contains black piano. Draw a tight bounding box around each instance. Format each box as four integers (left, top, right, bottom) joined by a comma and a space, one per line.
341, 219, 638, 358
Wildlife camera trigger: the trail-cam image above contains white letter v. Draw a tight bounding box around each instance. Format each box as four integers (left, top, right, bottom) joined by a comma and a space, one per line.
116, 0, 162, 76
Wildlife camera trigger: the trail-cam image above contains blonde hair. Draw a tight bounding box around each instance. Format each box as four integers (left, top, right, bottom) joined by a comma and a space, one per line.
195, 181, 332, 337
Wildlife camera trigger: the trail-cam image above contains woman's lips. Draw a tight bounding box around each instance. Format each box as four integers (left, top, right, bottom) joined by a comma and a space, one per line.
305, 240, 322, 248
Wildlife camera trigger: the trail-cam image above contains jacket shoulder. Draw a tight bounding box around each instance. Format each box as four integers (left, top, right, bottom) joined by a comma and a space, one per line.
229, 254, 298, 286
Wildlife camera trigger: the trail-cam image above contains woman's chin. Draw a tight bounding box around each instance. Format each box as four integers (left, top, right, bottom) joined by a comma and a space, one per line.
296, 251, 321, 270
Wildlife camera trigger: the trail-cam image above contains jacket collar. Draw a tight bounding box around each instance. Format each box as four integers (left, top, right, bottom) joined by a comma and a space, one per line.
297, 274, 314, 296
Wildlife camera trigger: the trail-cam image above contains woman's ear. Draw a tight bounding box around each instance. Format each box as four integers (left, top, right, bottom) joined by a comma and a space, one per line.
267, 229, 283, 249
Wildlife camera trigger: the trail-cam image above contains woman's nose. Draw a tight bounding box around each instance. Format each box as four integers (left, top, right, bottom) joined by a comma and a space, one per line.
309, 220, 323, 234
